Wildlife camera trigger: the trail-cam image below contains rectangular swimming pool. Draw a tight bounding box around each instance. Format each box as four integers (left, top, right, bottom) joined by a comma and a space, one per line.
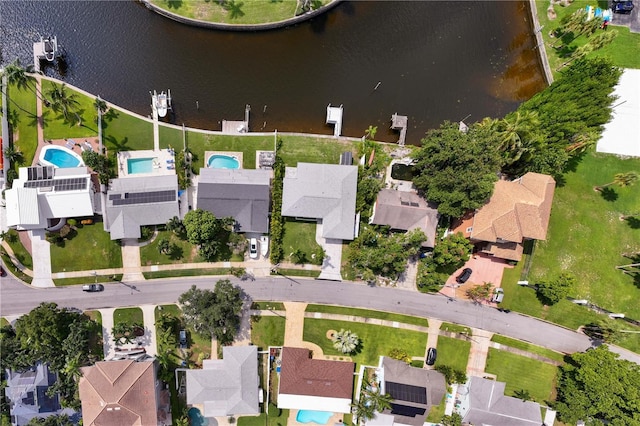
127, 158, 154, 174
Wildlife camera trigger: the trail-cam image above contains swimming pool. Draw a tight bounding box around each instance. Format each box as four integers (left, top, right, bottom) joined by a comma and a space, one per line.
127, 158, 155, 174
296, 410, 333, 424
207, 154, 240, 169
39, 145, 84, 168
187, 407, 209, 426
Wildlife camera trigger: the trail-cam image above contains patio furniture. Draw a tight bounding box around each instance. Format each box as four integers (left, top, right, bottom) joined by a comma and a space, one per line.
83, 141, 93, 152
65, 140, 76, 149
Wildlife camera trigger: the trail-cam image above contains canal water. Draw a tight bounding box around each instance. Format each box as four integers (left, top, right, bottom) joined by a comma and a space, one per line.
0, 1, 545, 144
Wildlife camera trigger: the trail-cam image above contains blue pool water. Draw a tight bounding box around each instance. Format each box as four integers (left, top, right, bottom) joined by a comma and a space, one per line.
188, 407, 209, 426
296, 410, 332, 424
43, 147, 81, 168
127, 158, 154, 174
207, 154, 240, 169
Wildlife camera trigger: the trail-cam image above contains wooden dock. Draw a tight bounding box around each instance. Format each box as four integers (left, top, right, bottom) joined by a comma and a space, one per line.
326, 104, 343, 137
391, 113, 408, 146
221, 104, 250, 134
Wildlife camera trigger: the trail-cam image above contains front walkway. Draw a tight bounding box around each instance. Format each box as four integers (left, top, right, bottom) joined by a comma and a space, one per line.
466, 329, 494, 378
29, 230, 54, 287
98, 307, 116, 359
121, 239, 145, 282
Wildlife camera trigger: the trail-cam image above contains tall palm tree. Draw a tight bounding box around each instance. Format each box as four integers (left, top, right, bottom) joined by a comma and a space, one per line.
566, 131, 598, 154
3, 145, 24, 165
595, 171, 639, 191
496, 110, 539, 164
46, 83, 81, 125
364, 388, 394, 412
2, 60, 36, 93
332, 329, 360, 354
351, 398, 376, 424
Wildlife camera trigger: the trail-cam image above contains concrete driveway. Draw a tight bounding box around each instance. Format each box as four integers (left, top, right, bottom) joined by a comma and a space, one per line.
442, 253, 512, 299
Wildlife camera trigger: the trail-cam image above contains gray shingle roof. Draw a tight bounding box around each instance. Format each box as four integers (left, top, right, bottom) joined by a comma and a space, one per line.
281, 163, 358, 240
463, 377, 543, 426
196, 168, 271, 234
370, 189, 439, 248
104, 175, 179, 240
186, 346, 259, 417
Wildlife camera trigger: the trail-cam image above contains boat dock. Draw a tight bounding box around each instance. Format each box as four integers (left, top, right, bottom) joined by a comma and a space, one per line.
390, 113, 407, 146
326, 104, 343, 137
221, 104, 250, 134
150, 91, 160, 151
32, 36, 59, 72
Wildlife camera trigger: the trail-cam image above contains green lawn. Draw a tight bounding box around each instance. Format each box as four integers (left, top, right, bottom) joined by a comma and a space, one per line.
250, 316, 286, 350
272, 268, 321, 278
3, 229, 33, 270
440, 322, 472, 335
237, 404, 290, 426
251, 302, 285, 311
305, 304, 429, 327
103, 108, 153, 153
50, 219, 122, 273
536, 0, 640, 75
434, 336, 471, 372
113, 307, 143, 326
41, 79, 99, 139
278, 135, 358, 167
140, 230, 204, 265
491, 335, 566, 363
149, 0, 300, 25
142, 268, 231, 279
281, 219, 323, 264
54, 275, 122, 286
8, 83, 39, 166
303, 319, 427, 367
485, 348, 559, 404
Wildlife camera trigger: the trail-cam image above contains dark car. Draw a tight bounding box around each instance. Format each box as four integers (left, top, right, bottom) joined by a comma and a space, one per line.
82, 284, 104, 292
613, 0, 634, 13
0, 266, 6, 277
179, 330, 187, 349
426, 347, 437, 366
456, 268, 473, 284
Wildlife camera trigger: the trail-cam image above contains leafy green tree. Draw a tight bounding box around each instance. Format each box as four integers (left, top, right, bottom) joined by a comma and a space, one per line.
413, 121, 502, 218
583, 318, 634, 344
441, 413, 463, 426
178, 280, 244, 345
365, 125, 378, 140
81, 150, 113, 184
228, 266, 246, 279
183, 209, 226, 261
290, 249, 307, 265
332, 329, 360, 354
27, 414, 74, 426
536, 272, 575, 305
556, 345, 640, 425
166, 216, 186, 236
432, 232, 473, 271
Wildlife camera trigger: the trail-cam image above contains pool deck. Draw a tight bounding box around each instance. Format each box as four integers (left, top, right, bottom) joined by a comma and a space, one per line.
117, 148, 176, 178
33, 137, 100, 167
287, 410, 345, 426
203, 151, 244, 169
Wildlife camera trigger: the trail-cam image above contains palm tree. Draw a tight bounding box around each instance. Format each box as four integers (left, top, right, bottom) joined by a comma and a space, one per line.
351, 398, 375, 424
364, 125, 378, 140
166, 216, 185, 235
496, 111, 539, 164
3, 145, 24, 165
513, 389, 532, 402
332, 329, 360, 354
364, 388, 393, 412
157, 238, 170, 255
46, 83, 81, 125
566, 131, 598, 154
595, 171, 639, 191
2, 60, 37, 93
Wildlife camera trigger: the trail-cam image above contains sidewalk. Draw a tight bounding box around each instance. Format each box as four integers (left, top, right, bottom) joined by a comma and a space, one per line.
466, 329, 494, 378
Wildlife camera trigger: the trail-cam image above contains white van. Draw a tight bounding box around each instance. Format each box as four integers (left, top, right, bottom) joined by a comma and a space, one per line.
492, 288, 504, 303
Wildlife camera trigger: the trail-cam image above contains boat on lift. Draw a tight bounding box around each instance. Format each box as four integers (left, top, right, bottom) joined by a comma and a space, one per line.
41, 36, 58, 62
152, 89, 172, 118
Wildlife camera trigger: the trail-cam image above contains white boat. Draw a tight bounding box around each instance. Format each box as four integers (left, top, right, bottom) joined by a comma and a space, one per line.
259, 235, 269, 257
152, 89, 171, 118
41, 36, 58, 62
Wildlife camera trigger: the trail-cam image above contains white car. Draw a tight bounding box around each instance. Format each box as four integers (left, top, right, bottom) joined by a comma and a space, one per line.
249, 238, 258, 259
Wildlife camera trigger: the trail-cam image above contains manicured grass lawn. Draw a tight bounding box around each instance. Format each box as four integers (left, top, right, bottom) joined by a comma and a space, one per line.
84, 310, 104, 358
54, 275, 122, 286
114, 307, 143, 326
303, 319, 427, 367
0, 250, 32, 284
491, 335, 566, 363
527, 153, 640, 318
485, 348, 559, 404
440, 322, 472, 335
140, 230, 204, 265
3, 230, 33, 270
143, 268, 231, 279
536, 0, 640, 75
250, 316, 285, 350
305, 304, 429, 327
282, 219, 323, 264
8, 83, 39, 165
149, 0, 299, 25
41, 79, 99, 139
50, 219, 122, 273
272, 268, 321, 278
434, 336, 471, 372
251, 302, 285, 310
237, 404, 289, 426
278, 135, 358, 167
103, 108, 153, 152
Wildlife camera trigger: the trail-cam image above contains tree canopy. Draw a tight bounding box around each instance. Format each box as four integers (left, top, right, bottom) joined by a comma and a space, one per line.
178, 280, 244, 345
536, 272, 575, 305
556, 346, 640, 425
182, 209, 233, 261
412, 121, 502, 218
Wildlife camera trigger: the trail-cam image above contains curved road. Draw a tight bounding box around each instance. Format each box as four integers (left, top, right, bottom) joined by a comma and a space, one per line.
2, 273, 638, 362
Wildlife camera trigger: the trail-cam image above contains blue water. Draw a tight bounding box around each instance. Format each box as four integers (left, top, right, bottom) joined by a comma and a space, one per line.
188, 407, 209, 426
127, 158, 154, 174
43, 147, 81, 168
207, 155, 240, 169
296, 410, 332, 424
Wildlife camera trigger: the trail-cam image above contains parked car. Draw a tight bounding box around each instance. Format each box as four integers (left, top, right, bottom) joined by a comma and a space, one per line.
613, 0, 634, 13
179, 330, 187, 349
426, 347, 437, 366
0, 265, 6, 277
82, 284, 104, 292
492, 288, 504, 303
456, 268, 473, 284
249, 238, 258, 259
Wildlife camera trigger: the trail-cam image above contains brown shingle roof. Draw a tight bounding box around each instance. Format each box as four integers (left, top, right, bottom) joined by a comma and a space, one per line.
278, 347, 354, 400
79, 360, 160, 426
471, 173, 555, 244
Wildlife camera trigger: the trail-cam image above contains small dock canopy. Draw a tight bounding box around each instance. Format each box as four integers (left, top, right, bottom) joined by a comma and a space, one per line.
326, 104, 343, 137
391, 113, 408, 146
340, 151, 353, 165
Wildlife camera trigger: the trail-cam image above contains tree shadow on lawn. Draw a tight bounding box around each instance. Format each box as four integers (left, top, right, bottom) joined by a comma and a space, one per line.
624, 216, 640, 229
598, 187, 618, 202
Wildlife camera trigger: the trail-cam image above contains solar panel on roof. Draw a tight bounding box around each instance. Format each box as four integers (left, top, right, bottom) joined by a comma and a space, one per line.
390, 403, 426, 418
386, 381, 427, 404
24, 177, 87, 192
111, 190, 176, 206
